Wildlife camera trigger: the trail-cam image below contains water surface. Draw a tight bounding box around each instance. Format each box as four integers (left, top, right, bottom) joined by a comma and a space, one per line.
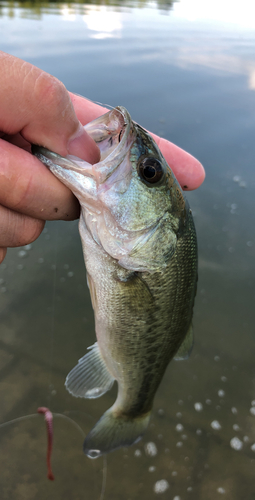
0, 1, 255, 499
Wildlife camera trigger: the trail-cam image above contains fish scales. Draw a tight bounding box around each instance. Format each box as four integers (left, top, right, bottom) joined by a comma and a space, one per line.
32, 106, 198, 458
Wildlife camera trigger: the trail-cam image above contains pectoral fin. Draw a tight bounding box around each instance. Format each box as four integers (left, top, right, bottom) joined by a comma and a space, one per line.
65, 342, 115, 399
174, 323, 194, 361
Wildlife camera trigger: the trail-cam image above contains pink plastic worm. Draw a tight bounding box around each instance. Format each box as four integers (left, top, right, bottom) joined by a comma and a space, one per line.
37, 407, 55, 481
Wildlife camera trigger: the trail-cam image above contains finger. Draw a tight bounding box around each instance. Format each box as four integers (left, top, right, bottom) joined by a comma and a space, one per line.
0, 204, 45, 247
69, 93, 205, 191
150, 134, 205, 191
0, 52, 100, 164
0, 138, 80, 221
0, 247, 7, 264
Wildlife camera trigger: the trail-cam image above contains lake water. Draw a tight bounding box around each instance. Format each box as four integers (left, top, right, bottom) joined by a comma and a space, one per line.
0, 1, 255, 499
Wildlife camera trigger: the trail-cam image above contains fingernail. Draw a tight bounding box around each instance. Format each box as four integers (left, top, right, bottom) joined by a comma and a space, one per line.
68, 123, 100, 164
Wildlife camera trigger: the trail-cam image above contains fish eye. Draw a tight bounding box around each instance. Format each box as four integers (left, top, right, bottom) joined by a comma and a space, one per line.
138, 157, 164, 184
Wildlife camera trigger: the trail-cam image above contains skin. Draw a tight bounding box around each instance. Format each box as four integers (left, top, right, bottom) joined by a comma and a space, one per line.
0, 51, 205, 265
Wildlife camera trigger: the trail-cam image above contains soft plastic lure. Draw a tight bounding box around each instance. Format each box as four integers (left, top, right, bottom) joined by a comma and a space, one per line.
37, 407, 54, 481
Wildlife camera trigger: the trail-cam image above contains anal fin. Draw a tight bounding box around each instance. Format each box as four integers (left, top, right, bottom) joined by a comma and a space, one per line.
174, 323, 194, 361
65, 342, 115, 399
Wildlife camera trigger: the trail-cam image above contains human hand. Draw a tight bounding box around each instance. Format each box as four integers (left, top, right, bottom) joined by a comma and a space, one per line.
0, 53, 205, 265
0, 52, 100, 264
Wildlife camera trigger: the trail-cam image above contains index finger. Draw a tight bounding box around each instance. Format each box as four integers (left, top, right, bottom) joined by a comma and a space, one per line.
69, 93, 205, 191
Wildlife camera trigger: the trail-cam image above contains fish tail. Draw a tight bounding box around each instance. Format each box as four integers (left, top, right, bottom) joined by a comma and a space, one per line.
83, 408, 151, 458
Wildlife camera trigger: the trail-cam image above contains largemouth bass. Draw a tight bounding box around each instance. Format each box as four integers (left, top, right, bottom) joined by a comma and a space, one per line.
33, 106, 197, 459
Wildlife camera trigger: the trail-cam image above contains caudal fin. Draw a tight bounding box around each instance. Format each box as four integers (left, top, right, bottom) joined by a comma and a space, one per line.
83, 408, 151, 458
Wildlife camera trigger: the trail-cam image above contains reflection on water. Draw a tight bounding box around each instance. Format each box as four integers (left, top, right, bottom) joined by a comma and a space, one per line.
0, 0, 177, 19
0, 0, 255, 499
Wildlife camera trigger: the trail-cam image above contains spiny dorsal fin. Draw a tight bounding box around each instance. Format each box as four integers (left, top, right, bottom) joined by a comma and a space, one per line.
65, 342, 115, 399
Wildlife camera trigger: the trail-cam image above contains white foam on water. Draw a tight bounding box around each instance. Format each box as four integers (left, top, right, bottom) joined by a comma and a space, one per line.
154, 479, 169, 494
134, 449, 142, 457
175, 424, 184, 432
218, 390, 225, 397
230, 437, 243, 450
233, 424, 240, 431
18, 250, 27, 258
211, 420, 222, 430
194, 402, 203, 412
145, 442, 158, 457
217, 487, 226, 494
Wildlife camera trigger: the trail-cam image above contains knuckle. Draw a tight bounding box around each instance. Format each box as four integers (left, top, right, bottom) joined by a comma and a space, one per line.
18, 217, 45, 246
34, 72, 70, 116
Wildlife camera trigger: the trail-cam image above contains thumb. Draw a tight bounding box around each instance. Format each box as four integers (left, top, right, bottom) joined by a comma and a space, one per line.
0, 52, 100, 164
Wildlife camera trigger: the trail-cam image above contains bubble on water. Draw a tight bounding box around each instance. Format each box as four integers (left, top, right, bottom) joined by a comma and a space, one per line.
218, 390, 225, 397
187, 487, 193, 492
158, 409, 164, 416
211, 420, 222, 430
251, 400, 255, 406
230, 437, 243, 450
247, 241, 253, 247
250, 407, 255, 416
145, 442, 157, 457
154, 479, 169, 494
233, 175, 241, 182
17, 264, 24, 270
221, 376, 227, 382
134, 449, 142, 457
217, 487, 226, 494
233, 424, 240, 431
178, 400, 184, 405
67, 271, 74, 278
251, 443, 255, 452
149, 466, 156, 472
18, 250, 27, 258
176, 412, 182, 418
239, 181, 247, 188
0, 278, 4, 285
231, 407, 237, 414
230, 203, 237, 210
214, 356, 220, 361
228, 247, 235, 253
176, 424, 184, 432
51, 389, 57, 396
0, 287, 7, 293
24, 244, 32, 250
196, 429, 202, 435
172, 471, 177, 476
194, 402, 203, 412
38, 257, 44, 264
206, 399, 212, 405
173, 497, 181, 500
176, 441, 183, 448
181, 434, 188, 440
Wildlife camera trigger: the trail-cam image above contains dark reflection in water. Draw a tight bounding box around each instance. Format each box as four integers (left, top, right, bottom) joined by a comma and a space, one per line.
1, 0, 255, 499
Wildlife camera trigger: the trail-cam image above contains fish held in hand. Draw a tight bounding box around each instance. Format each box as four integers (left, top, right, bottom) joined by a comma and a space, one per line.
32, 106, 197, 458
